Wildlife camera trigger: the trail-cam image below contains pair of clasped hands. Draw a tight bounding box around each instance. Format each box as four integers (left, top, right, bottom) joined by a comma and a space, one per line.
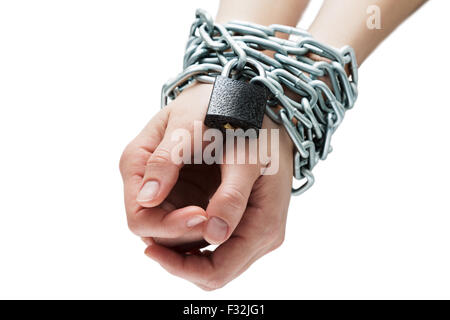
119, 83, 294, 290
118, 0, 428, 290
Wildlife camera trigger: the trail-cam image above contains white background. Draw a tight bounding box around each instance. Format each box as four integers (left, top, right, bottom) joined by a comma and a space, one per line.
0, 0, 449, 299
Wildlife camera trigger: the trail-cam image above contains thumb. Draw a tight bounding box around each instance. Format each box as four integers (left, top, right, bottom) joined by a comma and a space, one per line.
136, 121, 198, 207
204, 163, 260, 245
136, 83, 212, 207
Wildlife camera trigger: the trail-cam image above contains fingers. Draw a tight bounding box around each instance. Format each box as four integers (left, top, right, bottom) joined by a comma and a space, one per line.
124, 164, 207, 239
141, 237, 155, 246
136, 115, 204, 208
121, 85, 215, 240
123, 163, 207, 238
120, 109, 170, 229
119, 108, 169, 183
136, 84, 212, 208
203, 163, 260, 245
128, 205, 207, 238
135, 131, 184, 207
145, 233, 255, 290
144, 172, 292, 290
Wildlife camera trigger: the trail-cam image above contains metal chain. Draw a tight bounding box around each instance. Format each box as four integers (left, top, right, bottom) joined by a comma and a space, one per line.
161, 9, 359, 196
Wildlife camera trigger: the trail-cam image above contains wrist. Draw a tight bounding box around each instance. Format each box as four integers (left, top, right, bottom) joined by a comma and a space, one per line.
215, 0, 307, 27
165, 11, 359, 195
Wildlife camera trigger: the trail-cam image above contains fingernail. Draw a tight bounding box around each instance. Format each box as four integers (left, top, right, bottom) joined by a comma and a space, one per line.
205, 217, 228, 243
137, 180, 159, 202
144, 246, 153, 258
141, 237, 154, 246
186, 215, 207, 228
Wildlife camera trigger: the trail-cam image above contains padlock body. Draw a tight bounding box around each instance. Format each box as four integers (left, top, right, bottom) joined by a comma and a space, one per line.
204, 76, 267, 134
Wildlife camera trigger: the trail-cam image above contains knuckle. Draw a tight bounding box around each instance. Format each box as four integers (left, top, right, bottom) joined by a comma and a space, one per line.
154, 113, 169, 136
271, 233, 285, 251
127, 217, 142, 236
261, 222, 279, 240
220, 185, 247, 212
127, 210, 156, 237
148, 147, 172, 165
263, 228, 278, 244
271, 213, 284, 233
260, 214, 285, 249
119, 144, 134, 174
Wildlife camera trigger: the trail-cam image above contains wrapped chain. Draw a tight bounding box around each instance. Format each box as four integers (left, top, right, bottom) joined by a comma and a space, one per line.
161, 9, 359, 195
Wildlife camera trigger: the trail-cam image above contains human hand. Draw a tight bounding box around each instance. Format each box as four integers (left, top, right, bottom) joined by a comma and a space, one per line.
120, 84, 218, 249
120, 82, 294, 288
143, 115, 294, 289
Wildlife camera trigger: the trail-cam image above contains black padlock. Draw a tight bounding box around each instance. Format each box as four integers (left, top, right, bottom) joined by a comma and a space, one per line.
204, 75, 268, 136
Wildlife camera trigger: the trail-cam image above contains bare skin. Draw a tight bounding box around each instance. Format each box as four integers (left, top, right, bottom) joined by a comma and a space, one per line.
120, 0, 428, 290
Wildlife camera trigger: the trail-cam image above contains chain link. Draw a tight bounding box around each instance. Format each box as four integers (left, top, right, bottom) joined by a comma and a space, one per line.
161, 8, 359, 196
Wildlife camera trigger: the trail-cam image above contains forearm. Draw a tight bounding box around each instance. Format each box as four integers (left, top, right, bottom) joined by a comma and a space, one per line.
309, 0, 428, 64
216, 0, 309, 27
